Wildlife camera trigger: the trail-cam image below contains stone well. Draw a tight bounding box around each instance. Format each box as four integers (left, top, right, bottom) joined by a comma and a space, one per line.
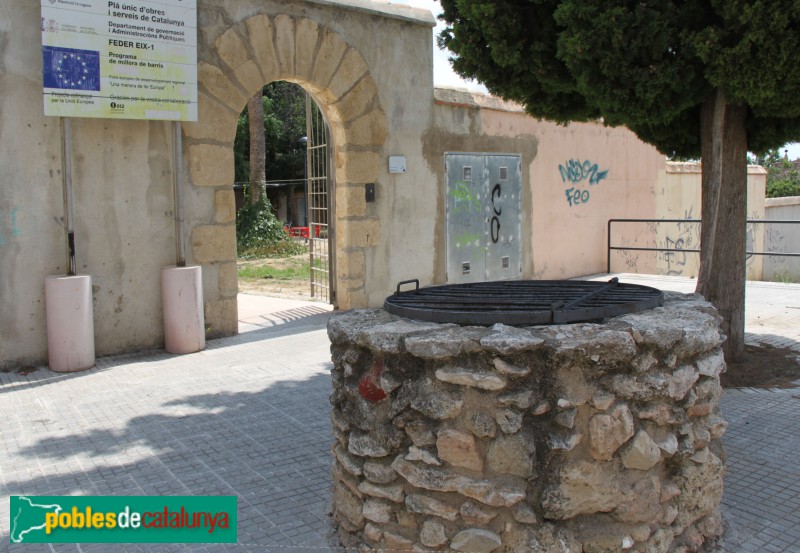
327, 292, 727, 553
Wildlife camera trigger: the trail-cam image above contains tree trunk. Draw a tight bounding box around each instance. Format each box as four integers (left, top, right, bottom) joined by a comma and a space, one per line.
696, 89, 748, 362
247, 92, 266, 205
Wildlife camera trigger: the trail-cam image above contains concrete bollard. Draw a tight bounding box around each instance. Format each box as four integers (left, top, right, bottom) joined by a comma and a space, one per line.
45, 274, 95, 372
162, 265, 205, 354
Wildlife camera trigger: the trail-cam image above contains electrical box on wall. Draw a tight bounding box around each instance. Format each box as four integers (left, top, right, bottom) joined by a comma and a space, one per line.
445, 153, 522, 284
389, 156, 407, 174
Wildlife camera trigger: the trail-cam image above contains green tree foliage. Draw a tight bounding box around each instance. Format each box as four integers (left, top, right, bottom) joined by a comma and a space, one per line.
439, 1, 800, 157
235, 193, 305, 258
439, 0, 800, 360
233, 82, 308, 258
754, 149, 800, 198
234, 81, 307, 184
236, 195, 285, 249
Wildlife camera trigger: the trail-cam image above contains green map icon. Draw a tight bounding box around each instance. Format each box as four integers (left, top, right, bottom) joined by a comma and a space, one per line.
10, 496, 63, 543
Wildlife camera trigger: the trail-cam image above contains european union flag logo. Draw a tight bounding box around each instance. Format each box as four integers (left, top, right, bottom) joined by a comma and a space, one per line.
43, 46, 101, 91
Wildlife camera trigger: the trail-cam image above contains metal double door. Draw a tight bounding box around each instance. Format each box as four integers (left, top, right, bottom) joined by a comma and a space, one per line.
445, 153, 522, 284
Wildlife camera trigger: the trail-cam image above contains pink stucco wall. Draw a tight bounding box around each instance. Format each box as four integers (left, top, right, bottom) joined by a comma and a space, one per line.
477, 103, 664, 279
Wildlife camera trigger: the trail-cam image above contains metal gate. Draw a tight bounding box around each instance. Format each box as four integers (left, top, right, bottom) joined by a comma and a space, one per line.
305, 93, 335, 304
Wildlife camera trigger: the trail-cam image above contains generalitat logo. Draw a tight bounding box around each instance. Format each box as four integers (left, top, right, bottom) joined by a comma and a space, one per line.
9, 495, 237, 544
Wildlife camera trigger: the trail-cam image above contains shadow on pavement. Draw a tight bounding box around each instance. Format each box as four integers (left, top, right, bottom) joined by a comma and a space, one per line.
3, 371, 338, 551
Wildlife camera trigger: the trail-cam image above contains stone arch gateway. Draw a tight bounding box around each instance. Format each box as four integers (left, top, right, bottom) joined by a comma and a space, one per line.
183, 3, 414, 336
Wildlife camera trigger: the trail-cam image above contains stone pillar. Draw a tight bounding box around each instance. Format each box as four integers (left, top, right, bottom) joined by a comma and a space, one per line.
327, 293, 727, 553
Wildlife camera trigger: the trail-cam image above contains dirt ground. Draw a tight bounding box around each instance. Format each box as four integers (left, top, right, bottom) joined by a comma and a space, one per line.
237, 254, 314, 300
722, 343, 800, 389
237, 276, 312, 299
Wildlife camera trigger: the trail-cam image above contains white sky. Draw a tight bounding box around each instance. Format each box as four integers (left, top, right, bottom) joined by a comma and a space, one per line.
389, 0, 487, 93
390, 0, 800, 160
779, 143, 800, 160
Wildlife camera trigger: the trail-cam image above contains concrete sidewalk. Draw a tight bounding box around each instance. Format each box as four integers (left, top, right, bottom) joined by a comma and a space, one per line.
236, 293, 333, 334
1, 283, 799, 552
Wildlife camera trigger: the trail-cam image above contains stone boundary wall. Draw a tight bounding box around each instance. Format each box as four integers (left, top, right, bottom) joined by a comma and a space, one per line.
327, 293, 727, 553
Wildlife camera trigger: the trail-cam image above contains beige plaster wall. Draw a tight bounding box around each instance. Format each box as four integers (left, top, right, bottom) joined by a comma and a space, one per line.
605, 162, 766, 278
521, 115, 664, 280
648, 163, 766, 280
0, 0, 437, 368
762, 196, 800, 281
1, 1, 69, 369
0, 3, 177, 368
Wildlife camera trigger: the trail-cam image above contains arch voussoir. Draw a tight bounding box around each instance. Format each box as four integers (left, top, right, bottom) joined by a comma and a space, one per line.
214, 28, 250, 72
197, 61, 248, 112
214, 28, 266, 99
311, 29, 350, 92
334, 77, 379, 123
273, 14, 296, 79
340, 108, 388, 148
326, 48, 368, 101
245, 15, 279, 80
295, 18, 321, 81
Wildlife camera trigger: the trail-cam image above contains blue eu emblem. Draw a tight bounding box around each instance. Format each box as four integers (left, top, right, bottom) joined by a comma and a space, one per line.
43, 46, 101, 92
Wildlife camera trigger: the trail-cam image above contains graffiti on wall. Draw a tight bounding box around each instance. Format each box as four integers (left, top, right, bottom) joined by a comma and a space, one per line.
616, 236, 641, 273
455, 229, 484, 264
652, 209, 765, 277
661, 235, 692, 275
451, 181, 481, 215
0, 208, 22, 245
746, 211, 762, 265
657, 209, 699, 276
490, 183, 502, 244
558, 159, 609, 207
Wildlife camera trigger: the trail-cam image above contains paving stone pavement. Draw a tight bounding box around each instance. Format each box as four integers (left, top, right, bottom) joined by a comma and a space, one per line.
1, 317, 338, 552
718, 387, 800, 552
1, 282, 799, 552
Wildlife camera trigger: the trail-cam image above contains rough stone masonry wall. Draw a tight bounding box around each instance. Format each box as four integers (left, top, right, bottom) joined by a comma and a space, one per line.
327, 293, 727, 553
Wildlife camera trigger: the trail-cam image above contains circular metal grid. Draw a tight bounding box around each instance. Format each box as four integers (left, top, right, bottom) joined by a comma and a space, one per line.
383, 278, 664, 325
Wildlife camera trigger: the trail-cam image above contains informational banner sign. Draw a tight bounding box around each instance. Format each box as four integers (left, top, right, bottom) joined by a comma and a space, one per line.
41, 0, 197, 121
